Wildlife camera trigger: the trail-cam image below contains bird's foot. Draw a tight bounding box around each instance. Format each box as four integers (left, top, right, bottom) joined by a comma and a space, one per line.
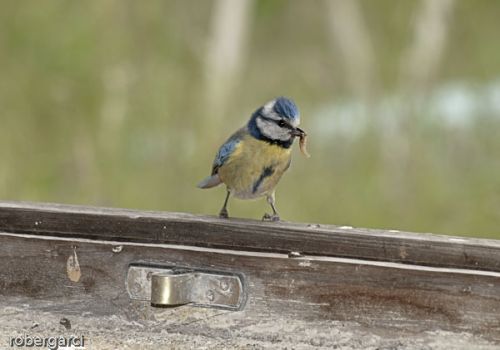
262, 213, 280, 222
219, 208, 229, 219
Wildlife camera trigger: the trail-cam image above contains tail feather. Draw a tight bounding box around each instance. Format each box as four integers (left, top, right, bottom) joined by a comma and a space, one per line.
197, 174, 222, 189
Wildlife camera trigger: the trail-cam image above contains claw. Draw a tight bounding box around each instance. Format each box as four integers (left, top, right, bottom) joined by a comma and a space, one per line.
262, 213, 280, 222
219, 208, 229, 219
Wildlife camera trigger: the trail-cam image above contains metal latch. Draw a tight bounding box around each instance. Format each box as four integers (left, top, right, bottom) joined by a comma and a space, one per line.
126, 265, 246, 311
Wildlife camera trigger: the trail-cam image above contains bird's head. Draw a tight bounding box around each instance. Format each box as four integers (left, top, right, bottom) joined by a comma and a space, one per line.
248, 97, 305, 146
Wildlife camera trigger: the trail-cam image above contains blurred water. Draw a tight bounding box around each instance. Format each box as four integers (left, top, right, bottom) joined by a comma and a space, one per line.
313, 79, 500, 139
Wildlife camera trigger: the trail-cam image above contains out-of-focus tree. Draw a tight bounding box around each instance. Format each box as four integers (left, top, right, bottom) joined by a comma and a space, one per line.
383, 0, 456, 193
324, 0, 377, 102
401, 0, 456, 94
204, 0, 254, 127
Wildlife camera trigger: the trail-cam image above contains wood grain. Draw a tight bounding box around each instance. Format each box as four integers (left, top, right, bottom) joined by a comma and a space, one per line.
2, 201, 500, 345
0, 233, 499, 341
0, 200, 499, 271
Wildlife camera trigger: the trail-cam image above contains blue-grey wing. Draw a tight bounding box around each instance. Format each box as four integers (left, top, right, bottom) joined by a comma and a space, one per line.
211, 129, 244, 175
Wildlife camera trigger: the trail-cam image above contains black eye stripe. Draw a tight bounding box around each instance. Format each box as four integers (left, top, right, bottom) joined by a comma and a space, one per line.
258, 114, 291, 128
278, 119, 292, 128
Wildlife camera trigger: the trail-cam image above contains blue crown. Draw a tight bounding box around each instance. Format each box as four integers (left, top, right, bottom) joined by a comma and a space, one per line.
273, 97, 299, 120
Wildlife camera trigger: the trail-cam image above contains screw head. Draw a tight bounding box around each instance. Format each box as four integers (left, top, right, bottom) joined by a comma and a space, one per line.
220, 280, 229, 291
206, 289, 215, 302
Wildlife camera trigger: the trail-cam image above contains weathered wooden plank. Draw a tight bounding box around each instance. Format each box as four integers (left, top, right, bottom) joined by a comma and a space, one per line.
0, 200, 499, 272
0, 232, 499, 342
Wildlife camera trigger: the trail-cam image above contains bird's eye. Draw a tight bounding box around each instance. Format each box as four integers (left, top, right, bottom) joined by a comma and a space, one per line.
278, 120, 286, 127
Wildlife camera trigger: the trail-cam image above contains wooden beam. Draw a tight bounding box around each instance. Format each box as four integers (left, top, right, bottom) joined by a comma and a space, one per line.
1, 201, 500, 344
0, 200, 499, 271
0, 233, 499, 341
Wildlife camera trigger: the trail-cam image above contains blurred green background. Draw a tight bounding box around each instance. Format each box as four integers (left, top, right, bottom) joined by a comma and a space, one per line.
1, 0, 500, 238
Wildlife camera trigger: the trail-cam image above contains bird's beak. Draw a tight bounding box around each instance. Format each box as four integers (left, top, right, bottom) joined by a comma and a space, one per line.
290, 127, 306, 138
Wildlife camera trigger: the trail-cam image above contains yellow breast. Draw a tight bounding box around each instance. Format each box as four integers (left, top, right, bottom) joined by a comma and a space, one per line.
218, 134, 292, 199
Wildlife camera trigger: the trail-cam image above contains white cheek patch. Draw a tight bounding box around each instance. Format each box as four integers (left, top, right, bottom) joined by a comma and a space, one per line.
256, 117, 291, 141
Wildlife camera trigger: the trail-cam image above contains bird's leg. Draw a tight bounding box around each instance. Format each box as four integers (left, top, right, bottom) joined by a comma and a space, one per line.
219, 190, 230, 219
262, 192, 280, 222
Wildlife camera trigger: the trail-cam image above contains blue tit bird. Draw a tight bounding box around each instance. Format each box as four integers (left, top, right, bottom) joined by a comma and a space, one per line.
197, 96, 307, 221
